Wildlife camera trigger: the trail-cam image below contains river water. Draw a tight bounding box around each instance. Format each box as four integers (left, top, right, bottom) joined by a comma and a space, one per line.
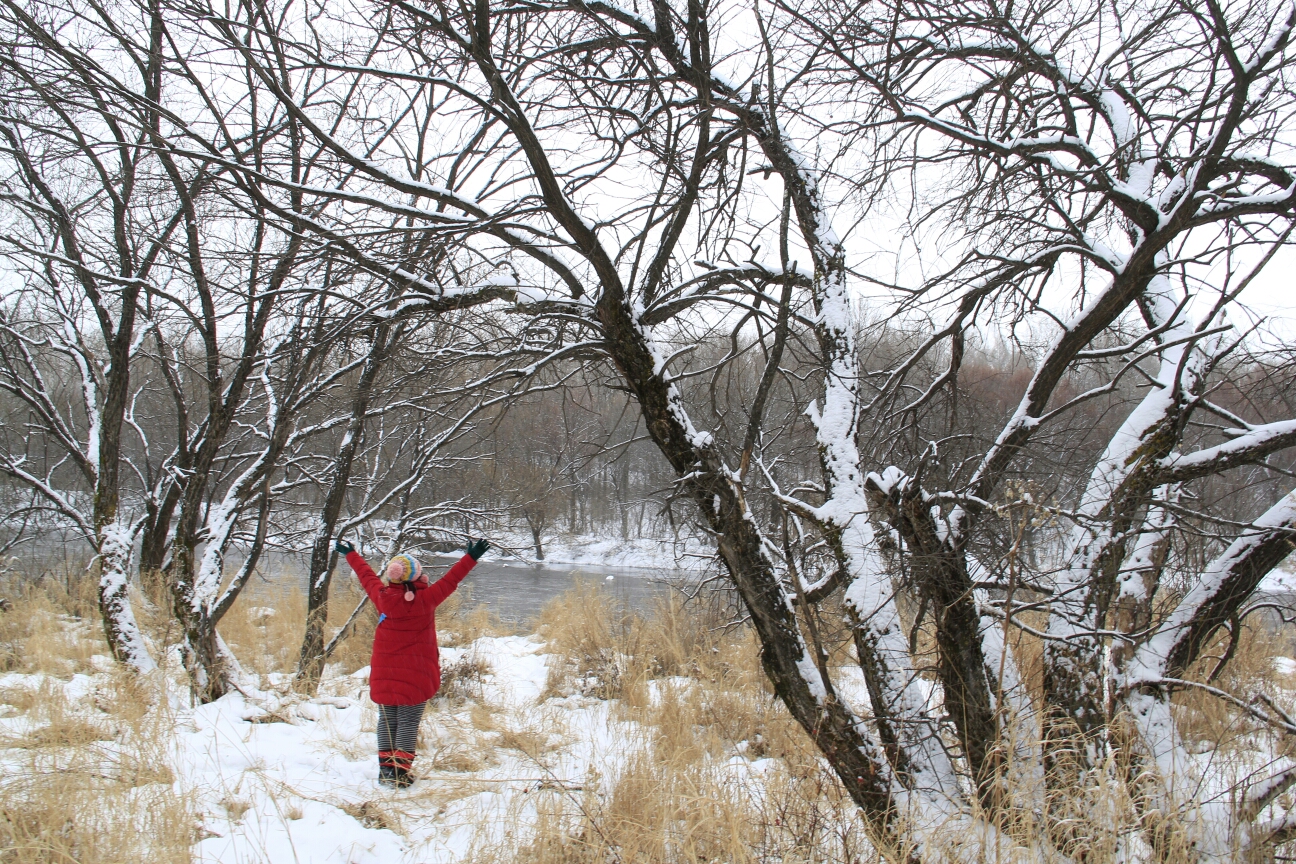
250, 551, 689, 625
418, 556, 684, 623
8, 540, 692, 626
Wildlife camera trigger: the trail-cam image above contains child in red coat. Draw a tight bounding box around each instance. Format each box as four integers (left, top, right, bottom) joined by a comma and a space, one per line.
334, 538, 490, 788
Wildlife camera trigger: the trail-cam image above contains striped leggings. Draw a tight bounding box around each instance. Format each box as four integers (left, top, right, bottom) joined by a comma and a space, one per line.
376, 701, 426, 772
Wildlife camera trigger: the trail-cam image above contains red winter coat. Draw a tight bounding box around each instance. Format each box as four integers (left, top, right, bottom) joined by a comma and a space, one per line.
345, 551, 476, 705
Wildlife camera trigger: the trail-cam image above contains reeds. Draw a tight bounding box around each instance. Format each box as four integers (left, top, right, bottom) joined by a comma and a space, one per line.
0, 579, 193, 864
1, 563, 1291, 864
466, 581, 865, 864
474, 579, 1296, 863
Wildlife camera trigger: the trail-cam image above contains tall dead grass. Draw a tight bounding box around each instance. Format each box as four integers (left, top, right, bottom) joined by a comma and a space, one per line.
478, 580, 1296, 863
469, 582, 866, 864
1173, 616, 1296, 750
3, 560, 1291, 864
0, 574, 194, 864
435, 581, 512, 648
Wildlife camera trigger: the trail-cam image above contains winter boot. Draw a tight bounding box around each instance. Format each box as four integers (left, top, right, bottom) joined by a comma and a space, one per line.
378, 752, 399, 787
391, 750, 416, 788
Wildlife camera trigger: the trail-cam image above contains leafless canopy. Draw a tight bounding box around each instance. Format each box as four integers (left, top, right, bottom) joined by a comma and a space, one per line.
3, 0, 1296, 855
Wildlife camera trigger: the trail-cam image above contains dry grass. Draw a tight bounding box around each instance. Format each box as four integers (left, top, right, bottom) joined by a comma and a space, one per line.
419, 702, 497, 774
0, 576, 194, 864
323, 576, 381, 676
463, 582, 866, 864
0, 578, 100, 677
4, 559, 1292, 864
217, 585, 307, 677
439, 648, 494, 703
482, 580, 1296, 864
341, 799, 402, 832
213, 571, 381, 680
437, 583, 512, 648
536, 580, 636, 700
536, 583, 726, 703
1173, 617, 1296, 750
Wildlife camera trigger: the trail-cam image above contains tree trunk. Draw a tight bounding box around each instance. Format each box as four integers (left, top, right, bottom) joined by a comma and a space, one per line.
584, 240, 910, 853
296, 537, 343, 692
91, 310, 154, 672
168, 541, 230, 702
139, 480, 182, 575
296, 323, 396, 692
531, 522, 545, 560
864, 478, 999, 800
95, 523, 155, 673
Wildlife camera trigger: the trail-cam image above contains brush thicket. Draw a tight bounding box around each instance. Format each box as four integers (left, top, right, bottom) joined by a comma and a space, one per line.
2, 561, 1290, 864
482, 579, 1296, 863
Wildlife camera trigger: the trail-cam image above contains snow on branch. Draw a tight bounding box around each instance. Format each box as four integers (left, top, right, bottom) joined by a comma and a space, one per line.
1127, 491, 1296, 684
1155, 419, 1296, 484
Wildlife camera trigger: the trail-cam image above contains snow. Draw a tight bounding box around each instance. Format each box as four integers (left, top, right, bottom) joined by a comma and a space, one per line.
1244, 10, 1296, 73
488, 530, 715, 571
1129, 489, 1296, 685
98, 521, 156, 673
0, 630, 831, 863
1159, 418, 1296, 480
196, 499, 242, 614
1099, 86, 1134, 146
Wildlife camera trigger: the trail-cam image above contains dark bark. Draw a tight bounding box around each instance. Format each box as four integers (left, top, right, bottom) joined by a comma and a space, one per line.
385, 4, 911, 842
1163, 520, 1296, 680
164, 226, 301, 701
0, 72, 156, 667
296, 323, 398, 692
527, 516, 546, 561
863, 474, 998, 799
140, 480, 182, 576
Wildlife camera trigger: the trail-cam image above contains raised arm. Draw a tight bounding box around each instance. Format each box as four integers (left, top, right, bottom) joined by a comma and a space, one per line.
337, 539, 384, 609
425, 554, 476, 607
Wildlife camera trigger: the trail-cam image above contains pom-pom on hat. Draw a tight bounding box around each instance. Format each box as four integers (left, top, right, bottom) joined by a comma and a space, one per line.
383, 553, 423, 586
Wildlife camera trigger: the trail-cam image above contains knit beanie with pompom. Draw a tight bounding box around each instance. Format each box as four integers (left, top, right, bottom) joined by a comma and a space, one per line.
382, 553, 423, 586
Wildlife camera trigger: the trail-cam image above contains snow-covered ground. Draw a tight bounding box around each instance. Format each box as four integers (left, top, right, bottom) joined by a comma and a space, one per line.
15, 581, 1295, 862
0, 631, 799, 863
181, 637, 566, 862
182, 636, 813, 862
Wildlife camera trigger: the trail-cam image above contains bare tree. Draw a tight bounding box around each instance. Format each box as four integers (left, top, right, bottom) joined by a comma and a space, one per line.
0, 0, 602, 701
224, 0, 926, 848
0, 0, 194, 671
291, 304, 573, 689
782, 0, 1296, 853
8, 0, 1296, 854
238, 0, 1296, 855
